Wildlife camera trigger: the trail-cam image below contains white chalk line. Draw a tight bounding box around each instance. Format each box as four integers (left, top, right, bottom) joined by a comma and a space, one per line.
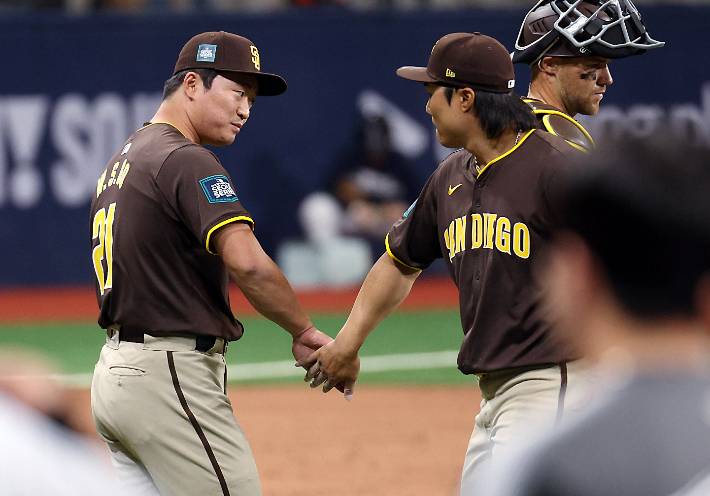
53, 350, 459, 387
227, 350, 460, 381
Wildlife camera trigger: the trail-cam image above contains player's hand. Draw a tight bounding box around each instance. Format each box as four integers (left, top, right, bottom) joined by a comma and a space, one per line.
296, 337, 360, 402
291, 326, 332, 364
292, 327, 347, 394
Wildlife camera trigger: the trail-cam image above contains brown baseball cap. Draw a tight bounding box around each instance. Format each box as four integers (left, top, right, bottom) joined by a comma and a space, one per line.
397, 32, 515, 93
174, 31, 287, 96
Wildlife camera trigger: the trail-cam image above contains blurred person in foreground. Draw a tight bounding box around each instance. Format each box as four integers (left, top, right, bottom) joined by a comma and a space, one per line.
0, 346, 127, 495
511, 0, 663, 151
0, 347, 72, 427
478, 132, 710, 496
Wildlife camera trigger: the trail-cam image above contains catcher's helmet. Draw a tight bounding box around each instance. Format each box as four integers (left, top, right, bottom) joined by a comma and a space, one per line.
512, 0, 664, 66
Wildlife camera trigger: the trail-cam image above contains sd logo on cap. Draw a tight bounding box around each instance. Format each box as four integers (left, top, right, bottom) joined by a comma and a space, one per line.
174, 31, 287, 96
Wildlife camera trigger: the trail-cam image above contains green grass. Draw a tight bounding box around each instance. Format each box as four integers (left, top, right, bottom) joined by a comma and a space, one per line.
0, 309, 475, 386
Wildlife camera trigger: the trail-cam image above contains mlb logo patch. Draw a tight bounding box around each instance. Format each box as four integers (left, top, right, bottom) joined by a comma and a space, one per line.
199, 175, 238, 203
196, 44, 217, 63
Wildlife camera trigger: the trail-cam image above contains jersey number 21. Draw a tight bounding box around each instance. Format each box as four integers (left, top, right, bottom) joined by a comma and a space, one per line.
92, 203, 116, 295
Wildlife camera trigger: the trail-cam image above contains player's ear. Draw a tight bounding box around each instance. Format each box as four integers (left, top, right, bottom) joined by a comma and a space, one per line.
183, 72, 199, 99
460, 88, 475, 112
538, 57, 558, 75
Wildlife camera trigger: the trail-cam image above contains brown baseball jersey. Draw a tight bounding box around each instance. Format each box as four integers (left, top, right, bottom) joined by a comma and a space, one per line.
386, 129, 580, 374
89, 122, 252, 342
524, 98, 595, 152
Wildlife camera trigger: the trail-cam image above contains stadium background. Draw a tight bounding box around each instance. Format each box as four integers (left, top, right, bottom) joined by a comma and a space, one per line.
1, 3, 709, 495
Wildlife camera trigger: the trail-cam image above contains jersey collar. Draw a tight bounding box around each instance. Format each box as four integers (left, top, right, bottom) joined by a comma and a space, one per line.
474, 129, 535, 177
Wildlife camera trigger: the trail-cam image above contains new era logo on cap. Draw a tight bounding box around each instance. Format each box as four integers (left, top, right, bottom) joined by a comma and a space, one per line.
196, 44, 217, 62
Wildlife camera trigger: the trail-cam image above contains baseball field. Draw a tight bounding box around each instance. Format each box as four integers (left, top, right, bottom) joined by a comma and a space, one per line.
0, 276, 481, 496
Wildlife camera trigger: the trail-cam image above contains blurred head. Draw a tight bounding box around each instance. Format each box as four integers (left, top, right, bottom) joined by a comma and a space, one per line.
543, 131, 710, 355
356, 115, 393, 169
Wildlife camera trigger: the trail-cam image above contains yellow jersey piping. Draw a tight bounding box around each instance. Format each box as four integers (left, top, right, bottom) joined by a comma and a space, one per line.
385, 233, 421, 271
524, 105, 597, 151
537, 111, 596, 149
205, 216, 255, 255
476, 129, 534, 176
522, 99, 596, 146
565, 140, 588, 153
543, 123, 589, 153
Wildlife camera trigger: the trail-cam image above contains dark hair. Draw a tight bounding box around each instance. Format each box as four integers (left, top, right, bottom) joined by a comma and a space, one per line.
443, 86, 536, 140
162, 69, 220, 100
561, 132, 710, 318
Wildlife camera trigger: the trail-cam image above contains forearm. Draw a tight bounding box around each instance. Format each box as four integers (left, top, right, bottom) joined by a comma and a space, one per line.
337, 253, 420, 352
231, 258, 313, 338
299, 253, 420, 398
213, 222, 312, 337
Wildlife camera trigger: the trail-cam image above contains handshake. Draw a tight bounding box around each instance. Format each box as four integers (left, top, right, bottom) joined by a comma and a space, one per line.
291, 326, 360, 402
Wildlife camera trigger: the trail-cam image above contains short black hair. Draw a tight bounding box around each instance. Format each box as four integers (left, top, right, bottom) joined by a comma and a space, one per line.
443, 86, 536, 140
560, 132, 710, 318
162, 69, 220, 100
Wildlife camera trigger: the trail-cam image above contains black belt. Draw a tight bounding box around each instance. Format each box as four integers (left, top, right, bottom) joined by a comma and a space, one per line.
108, 326, 225, 353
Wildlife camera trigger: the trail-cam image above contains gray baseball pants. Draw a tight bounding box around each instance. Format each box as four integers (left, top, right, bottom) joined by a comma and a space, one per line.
460, 361, 592, 494
91, 330, 261, 496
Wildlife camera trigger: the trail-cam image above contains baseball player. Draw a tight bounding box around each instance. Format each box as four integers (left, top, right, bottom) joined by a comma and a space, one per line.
511, 0, 664, 151
90, 31, 333, 496
298, 32, 587, 493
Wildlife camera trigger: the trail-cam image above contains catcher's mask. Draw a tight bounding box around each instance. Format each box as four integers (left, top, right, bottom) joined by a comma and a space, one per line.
512, 0, 664, 66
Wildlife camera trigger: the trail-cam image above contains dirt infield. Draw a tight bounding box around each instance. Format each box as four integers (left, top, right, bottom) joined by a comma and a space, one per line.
67, 385, 480, 496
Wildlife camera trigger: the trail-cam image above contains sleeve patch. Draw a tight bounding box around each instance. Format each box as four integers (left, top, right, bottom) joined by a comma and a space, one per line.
199, 175, 238, 203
